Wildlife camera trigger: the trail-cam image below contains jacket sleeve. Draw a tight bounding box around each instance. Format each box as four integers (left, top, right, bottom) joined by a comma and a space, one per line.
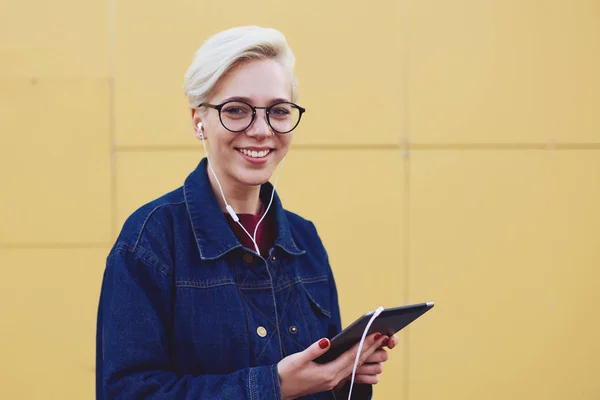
97, 245, 281, 400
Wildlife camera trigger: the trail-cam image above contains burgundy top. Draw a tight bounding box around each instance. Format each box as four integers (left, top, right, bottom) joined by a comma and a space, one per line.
224, 203, 276, 257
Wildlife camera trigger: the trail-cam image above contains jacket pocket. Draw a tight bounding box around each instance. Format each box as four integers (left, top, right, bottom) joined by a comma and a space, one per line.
302, 283, 332, 318
297, 277, 334, 342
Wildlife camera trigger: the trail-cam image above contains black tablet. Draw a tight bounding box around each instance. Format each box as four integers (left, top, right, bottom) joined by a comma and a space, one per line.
314, 302, 434, 364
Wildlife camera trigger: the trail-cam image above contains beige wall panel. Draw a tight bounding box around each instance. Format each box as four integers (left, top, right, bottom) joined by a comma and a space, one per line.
0, 0, 109, 78
115, 149, 407, 397
0, 79, 111, 244
115, 1, 403, 147
277, 151, 405, 320
407, 0, 600, 144
0, 248, 107, 400
115, 150, 201, 232
408, 150, 600, 399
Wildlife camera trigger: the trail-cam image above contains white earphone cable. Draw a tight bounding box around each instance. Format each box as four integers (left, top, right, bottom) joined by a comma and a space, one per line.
347, 306, 385, 400
200, 130, 230, 214
198, 122, 283, 256
253, 157, 285, 245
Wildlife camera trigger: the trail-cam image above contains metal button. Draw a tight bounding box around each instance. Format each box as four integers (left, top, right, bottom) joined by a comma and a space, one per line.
289, 326, 298, 334
256, 326, 267, 338
271, 256, 277, 262
243, 253, 254, 264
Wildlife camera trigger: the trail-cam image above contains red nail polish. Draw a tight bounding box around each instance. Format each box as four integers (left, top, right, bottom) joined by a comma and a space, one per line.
374, 333, 382, 341
319, 339, 329, 349
382, 337, 389, 346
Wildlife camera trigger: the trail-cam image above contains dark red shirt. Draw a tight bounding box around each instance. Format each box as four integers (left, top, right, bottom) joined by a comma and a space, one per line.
224, 203, 276, 257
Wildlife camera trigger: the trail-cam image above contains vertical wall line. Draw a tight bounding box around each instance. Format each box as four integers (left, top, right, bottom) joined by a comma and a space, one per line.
400, 1, 412, 399
108, 0, 117, 240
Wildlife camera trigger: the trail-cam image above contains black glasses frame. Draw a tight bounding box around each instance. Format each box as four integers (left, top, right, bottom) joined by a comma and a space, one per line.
198, 100, 306, 134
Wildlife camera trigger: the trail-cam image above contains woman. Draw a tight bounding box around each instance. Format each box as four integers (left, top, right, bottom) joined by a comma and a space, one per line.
96, 26, 398, 399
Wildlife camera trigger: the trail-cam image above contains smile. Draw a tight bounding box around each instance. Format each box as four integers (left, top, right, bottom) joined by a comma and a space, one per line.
236, 148, 272, 158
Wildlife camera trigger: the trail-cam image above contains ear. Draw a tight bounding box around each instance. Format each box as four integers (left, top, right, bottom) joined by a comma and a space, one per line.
191, 108, 204, 140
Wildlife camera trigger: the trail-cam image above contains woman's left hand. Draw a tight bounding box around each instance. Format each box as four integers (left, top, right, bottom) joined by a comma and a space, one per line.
335, 334, 399, 388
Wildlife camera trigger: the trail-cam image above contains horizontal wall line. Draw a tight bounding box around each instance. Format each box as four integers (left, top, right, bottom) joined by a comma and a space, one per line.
409, 143, 600, 150
116, 144, 402, 152
116, 142, 600, 152
0, 242, 111, 250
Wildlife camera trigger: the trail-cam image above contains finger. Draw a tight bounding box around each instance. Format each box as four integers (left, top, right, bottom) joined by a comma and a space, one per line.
356, 362, 384, 375
364, 349, 389, 364
363, 334, 387, 358
303, 338, 331, 363
353, 374, 380, 385
354, 333, 384, 363
333, 376, 349, 392
388, 334, 399, 349
331, 332, 380, 370
340, 333, 386, 378
381, 336, 389, 347
361, 334, 386, 361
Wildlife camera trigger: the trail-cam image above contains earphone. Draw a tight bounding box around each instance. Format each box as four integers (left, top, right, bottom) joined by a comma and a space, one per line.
196, 121, 284, 256
197, 122, 204, 139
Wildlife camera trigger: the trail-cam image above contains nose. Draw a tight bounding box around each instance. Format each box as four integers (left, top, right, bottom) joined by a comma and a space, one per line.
245, 109, 272, 139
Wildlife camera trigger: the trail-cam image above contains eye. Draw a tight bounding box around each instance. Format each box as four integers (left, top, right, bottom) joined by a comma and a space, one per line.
270, 105, 292, 117
223, 107, 248, 115
221, 102, 252, 119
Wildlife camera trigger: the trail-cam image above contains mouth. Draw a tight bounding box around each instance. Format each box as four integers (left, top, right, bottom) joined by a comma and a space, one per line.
236, 147, 273, 159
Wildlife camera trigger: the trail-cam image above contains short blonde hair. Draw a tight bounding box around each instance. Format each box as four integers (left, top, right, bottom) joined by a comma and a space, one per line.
183, 26, 297, 108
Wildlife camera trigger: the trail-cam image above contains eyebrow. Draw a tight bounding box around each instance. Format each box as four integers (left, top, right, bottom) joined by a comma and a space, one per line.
221, 96, 291, 105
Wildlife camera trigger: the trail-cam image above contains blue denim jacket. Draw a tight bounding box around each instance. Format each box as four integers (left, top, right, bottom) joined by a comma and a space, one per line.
96, 158, 372, 399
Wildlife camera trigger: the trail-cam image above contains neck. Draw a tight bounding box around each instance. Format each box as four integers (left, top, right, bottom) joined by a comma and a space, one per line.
207, 167, 262, 215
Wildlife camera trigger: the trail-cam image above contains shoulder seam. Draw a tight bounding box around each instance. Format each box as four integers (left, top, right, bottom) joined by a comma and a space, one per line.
113, 243, 173, 283
132, 201, 185, 252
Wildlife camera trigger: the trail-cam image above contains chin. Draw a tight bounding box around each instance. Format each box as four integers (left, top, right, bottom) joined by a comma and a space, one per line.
234, 168, 274, 187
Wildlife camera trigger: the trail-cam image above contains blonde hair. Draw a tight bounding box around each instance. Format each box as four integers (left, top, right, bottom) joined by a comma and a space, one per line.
183, 26, 297, 108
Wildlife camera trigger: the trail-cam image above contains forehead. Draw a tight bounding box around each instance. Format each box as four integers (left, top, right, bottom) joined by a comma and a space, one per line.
210, 58, 292, 103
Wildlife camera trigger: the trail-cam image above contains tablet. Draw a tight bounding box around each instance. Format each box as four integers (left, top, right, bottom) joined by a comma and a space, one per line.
314, 302, 434, 364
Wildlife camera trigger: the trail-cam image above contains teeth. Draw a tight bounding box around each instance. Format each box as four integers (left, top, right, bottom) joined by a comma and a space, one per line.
239, 148, 270, 158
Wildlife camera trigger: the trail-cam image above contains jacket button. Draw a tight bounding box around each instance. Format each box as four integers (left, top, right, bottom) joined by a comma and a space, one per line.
256, 326, 267, 338
271, 256, 277, 262
243, 253, 254, 264
289, 326, 298, 334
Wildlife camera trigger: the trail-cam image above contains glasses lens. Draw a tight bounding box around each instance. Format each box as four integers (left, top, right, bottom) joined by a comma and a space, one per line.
220, 101, 253, 131
268, 102, 301, 133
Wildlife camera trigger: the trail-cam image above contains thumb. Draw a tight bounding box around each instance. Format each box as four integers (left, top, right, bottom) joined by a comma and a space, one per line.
303, 338, 330, 362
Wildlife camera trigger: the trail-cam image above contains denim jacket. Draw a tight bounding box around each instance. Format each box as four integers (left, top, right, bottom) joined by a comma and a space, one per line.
96, 158, 372, 399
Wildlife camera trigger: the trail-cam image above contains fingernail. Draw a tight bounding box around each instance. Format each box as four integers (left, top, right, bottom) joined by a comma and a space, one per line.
319, 339, 329, 349
382, 337, 389, 346
374, 333, 382, 341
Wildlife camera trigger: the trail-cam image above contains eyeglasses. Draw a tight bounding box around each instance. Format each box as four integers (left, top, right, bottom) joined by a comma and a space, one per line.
198, 100, 306, 134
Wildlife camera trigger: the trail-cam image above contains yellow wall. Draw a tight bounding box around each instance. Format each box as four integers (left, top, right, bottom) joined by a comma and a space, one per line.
1, 0, 599, 398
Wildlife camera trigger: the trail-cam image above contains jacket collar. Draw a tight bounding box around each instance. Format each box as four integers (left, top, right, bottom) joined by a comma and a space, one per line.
184, 158, 305, 260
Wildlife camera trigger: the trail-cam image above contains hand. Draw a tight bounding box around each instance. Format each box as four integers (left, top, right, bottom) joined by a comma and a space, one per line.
277, 333, 386, 400
334, 333, 399, 388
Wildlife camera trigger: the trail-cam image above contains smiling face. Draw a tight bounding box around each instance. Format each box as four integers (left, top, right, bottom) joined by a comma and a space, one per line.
192, 58, 294, 188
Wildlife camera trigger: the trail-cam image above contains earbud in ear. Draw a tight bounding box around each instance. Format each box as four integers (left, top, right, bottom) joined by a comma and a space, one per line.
196, 122, 204, 139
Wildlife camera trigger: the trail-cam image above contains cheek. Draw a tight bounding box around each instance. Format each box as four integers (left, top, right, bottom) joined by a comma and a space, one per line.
278, 135, 293, 154
207, 128, 235, 150
203, 115, 226, 139
272, 146, 290, 165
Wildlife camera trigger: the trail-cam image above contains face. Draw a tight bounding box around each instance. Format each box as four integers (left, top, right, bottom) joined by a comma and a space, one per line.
192, 58, 295, 188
